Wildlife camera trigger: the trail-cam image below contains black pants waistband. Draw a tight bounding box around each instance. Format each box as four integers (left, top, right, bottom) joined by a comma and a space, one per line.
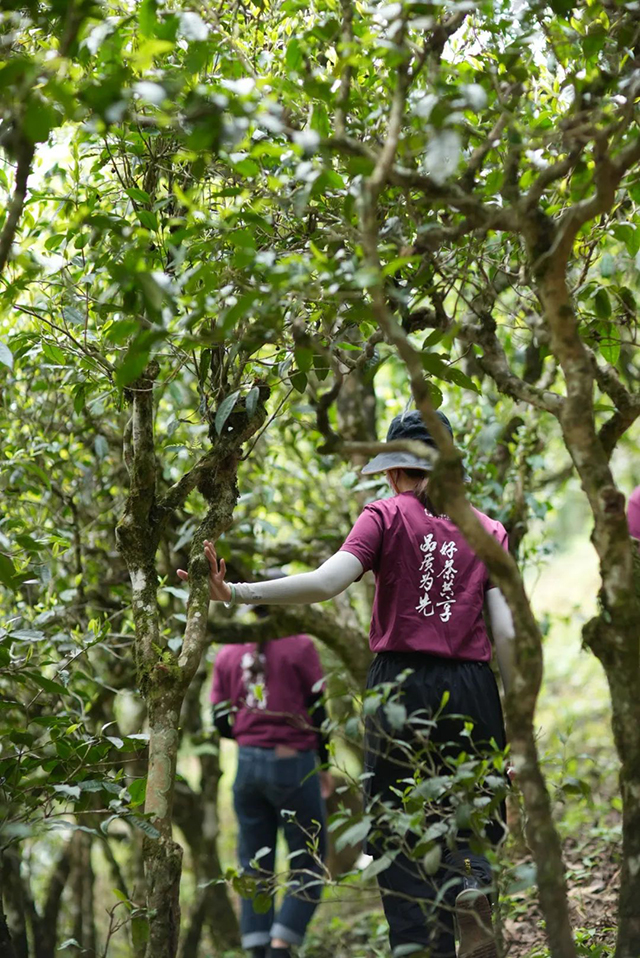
370, 650, 490, 673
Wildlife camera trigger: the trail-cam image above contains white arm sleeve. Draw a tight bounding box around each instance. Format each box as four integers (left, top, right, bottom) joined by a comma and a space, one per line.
486, 587, 515, 695
229, 551, 364, 606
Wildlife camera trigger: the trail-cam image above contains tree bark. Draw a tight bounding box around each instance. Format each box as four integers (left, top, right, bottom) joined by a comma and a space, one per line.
0, 910, 16, 958
175, 667, 240, 958
144, 688, 184, 958
37, 840, 73, 958
535, 258, 640, 958
70, 831, 96, 955
1, 851, 24, 958
117, 368, 267, 958
175, 748, 241, 958
359, 171, 577, 957
599, 641, 640, 958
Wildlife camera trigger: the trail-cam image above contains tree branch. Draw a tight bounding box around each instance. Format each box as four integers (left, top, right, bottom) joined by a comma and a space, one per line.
523, 146, 584, 208
177, 404, 269, 685
158, 452, 218, 514
317, 134, 516, 230
460, 83, 522, 190
129, 364, 159, 504
210, 605, 371, 684
473, 314, 564, 415
586, 347, 640, 458
315, 372, 344, 454
0, 140, 35, 275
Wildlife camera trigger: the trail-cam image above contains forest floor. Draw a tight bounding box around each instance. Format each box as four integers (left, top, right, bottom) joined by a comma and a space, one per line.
501, 833, 619, 957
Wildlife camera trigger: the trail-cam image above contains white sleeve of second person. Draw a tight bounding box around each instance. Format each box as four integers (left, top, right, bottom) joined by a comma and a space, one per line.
486, 587, 515, 694
228, 551, 364, 606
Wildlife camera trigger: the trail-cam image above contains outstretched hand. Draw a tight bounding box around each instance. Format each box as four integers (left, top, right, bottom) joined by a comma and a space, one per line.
177, 540, 232, 603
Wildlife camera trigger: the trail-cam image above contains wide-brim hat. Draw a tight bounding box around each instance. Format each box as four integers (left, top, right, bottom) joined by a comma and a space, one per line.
361, 409, 453, 476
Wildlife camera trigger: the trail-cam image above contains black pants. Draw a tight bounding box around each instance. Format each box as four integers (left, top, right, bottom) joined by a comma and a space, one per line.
364, 651, 507, 957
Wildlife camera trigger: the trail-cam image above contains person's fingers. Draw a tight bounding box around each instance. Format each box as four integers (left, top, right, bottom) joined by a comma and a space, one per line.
204, 543, 218, 572
219, 557, 226, 578
177, 570, 188, 580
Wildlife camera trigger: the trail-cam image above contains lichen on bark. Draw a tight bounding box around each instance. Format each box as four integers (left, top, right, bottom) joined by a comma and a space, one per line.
116, 366, 269, 958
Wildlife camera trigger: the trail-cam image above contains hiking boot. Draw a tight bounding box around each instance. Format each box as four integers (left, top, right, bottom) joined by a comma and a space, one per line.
455, 859, 497, 958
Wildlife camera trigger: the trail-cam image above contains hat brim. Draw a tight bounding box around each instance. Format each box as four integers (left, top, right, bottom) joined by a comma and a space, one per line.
360, 451, 434, 476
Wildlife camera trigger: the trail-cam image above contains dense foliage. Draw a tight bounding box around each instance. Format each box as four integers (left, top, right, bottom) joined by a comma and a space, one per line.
1, 0, 639, 956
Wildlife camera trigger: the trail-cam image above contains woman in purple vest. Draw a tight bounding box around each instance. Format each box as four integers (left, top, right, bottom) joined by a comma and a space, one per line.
179, 409, 514, 958
210, 625, 332, 958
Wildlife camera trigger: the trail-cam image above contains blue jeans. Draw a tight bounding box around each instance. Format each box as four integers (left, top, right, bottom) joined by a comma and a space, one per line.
233, 746, 327, 949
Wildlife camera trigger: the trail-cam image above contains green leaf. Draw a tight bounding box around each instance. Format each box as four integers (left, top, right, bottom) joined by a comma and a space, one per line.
600, 337, 620, 366
420, 352, 447, 376
422, 844, 442, 875
246, 385, 260, 417
24, 671, 67, 696
41, 341, 66, 365
442, 367, 479, 392
285, 38, 303, 72
294, 346, 313, 373
290, 370, 307, 392
44, 234, 66, 251
422, 330, 444, 349
384, 701, 407, 730
137, 210, 158, 231
112, 888, 133, 907
73, 383, 88, 414
229, 228, 256, 249
359, 850, 398, 881
221, 291, 259, 331
0, 341, 13, 370
335, 816, 372, 852
53, 784, 81, 800
0, 553, 17, 589
139, 0, 159, 37
116, 350, 151, 388
115, 330, 165, 388
23, 99, 61, 144
126, 814, 161, 840
126, 187, 152, 205
600, 253, 615, 277
381, 256, 422, 277
94, 435, 109, 460
63, 306, 84, 326
252, 892, 273, 914
215, 390, 241, 434
128, 778, 147, 807
594, 289, 611, 320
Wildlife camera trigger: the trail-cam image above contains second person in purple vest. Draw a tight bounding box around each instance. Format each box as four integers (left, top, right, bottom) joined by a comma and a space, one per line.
179, 409, 515, 958
211, 626, 332, 958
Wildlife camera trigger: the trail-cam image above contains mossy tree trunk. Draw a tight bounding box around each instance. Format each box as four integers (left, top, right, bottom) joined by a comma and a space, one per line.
175, 662, 241, 957
534, 252, 640, 958
116, 365, 267, 958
